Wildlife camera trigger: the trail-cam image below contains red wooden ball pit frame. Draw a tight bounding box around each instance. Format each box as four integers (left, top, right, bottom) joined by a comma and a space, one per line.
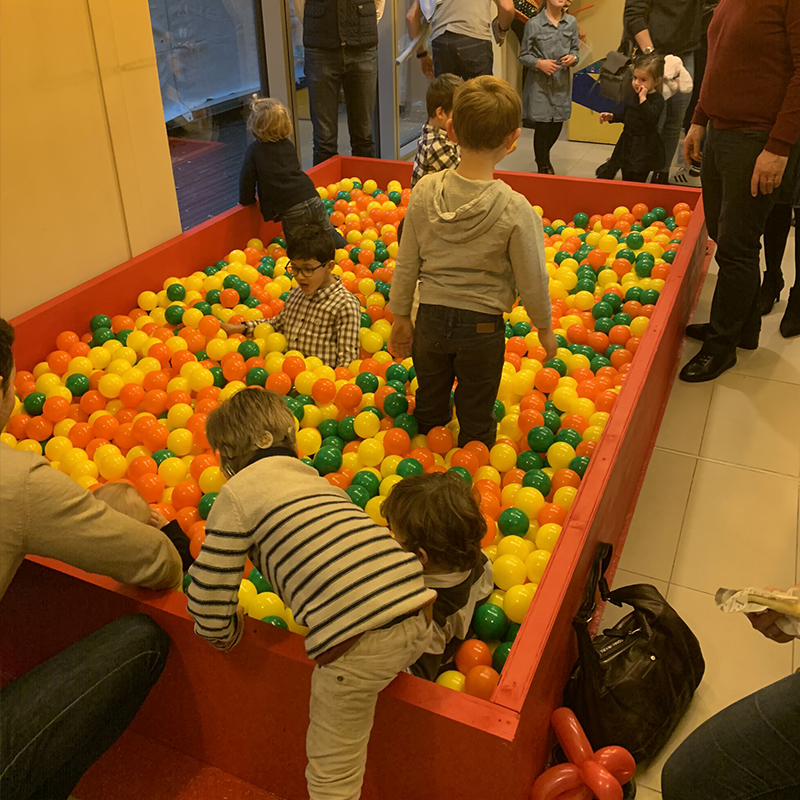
3, 158, 709, 800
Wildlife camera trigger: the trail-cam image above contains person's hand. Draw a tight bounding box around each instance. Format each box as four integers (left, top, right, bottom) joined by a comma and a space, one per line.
536, 59, 560, 76
599, 112, 613, 124
751, 150, 789, 198
419, 54, 434, 79
388, 316, 414, 359
150, 509, 169, 529
492, 18, 508, 47
209, 607, 246, 652
746, 608, 795, 644
561, 54, 577, 67
683, 123, 705, 166
636, 83, 648, 103
221, 321, 246, 336
539, 328, 558, 360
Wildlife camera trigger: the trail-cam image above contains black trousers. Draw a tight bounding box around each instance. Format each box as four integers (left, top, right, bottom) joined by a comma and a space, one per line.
702, 126, 800, 354
412, 304, 505, 448
622, 169, 651, 183
533, 121, 563, 170
763, 202, 797, 286
431, 32, 493, 81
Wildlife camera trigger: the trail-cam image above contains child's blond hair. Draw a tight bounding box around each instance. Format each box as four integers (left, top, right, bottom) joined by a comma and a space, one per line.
248, 96, 293, 143
94, 482, 151, 525
206, 387, 297, 476
452, 76, 522, 151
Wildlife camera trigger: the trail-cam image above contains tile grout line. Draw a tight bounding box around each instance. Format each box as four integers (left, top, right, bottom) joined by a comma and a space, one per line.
666, 455, 701, 590
654, 444, 800, 483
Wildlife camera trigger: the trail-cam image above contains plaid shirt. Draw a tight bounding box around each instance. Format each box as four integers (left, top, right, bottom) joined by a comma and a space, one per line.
244, 277, 362, 368
411, 123, 461, 188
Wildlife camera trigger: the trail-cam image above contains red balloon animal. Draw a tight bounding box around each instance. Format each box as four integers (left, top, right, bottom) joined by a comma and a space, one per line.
530, 708, 636, 800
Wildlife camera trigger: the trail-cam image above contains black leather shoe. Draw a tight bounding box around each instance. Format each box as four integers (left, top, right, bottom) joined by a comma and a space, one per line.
679, 349, 737, 382
780, 287, 800, 338
685, 322, 758, 350
759, 273, 784, 316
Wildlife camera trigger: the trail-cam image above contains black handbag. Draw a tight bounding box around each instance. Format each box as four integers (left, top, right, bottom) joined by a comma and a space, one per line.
598, 44, 636, 104
563, 543, 706, 764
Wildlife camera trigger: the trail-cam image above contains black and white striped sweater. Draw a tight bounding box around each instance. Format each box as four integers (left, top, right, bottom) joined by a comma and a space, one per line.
187, 453, 436, 660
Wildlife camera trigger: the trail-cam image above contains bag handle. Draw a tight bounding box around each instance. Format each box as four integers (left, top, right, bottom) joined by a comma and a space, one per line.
574, 542, 613, 626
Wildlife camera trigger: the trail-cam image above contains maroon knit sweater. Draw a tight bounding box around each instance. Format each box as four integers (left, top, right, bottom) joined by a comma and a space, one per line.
693, 0, 800, 156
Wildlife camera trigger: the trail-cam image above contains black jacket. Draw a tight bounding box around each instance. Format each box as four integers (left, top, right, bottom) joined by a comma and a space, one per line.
303, 0, 379, 49
609, 91, 666, 174
624, 0, 702, 57
239, 139, 317, 222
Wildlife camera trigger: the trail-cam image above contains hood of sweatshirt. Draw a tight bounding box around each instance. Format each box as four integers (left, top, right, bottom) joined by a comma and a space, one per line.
424, 170, 514, 244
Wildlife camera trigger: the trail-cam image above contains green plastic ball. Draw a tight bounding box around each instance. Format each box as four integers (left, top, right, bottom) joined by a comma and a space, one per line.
626, 232, 644, 250
355, 372, 379, 393
261, 615, 289, 629
473, 603, 509, 641
504, 622, 522, 642
164, 305, 184, 326
23, 392, 46, 415
522, 469, 551, 496
346, 485, 371, 508
89, 314, 112, 332
318, 418, 340, 438
498, 507, 529, 537
383, 392, 409, 418
556, 428, 582, 448
385, 364, 409, 384
493, 400, 506, 422
338, 416, 357, 441
542, 409, 562, 433
245, 367, 268, 387
92, 327, 115, 347
396, 458, 424, 478
591, 302, 613, 320
517, 451, 544, 471
198, 492, 218, 520
152, 448, 176, 466
527, 426, 556, 452
393, 413, 418, 437
351, 470, 381, 496
569, 456, 591, 477
448, 465, 472, 484
65, 373, 90, 397
238, 340, 261, 360
314, 446, 343, 476
249, 568, 272, 594
166, 283, 186, 302
493, 641, 513, 672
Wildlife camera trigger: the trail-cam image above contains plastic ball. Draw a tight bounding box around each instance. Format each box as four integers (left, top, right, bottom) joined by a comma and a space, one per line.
492, 554, 527, 591
503, 583, 536, 624
436, 670, 466, 692
473, 603, 509, 641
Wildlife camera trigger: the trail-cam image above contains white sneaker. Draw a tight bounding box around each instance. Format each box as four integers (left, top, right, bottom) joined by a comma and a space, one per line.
670, 165, 701, 187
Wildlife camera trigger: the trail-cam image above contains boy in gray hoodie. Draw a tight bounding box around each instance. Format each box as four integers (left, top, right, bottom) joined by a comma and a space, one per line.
389, 76, 556, 448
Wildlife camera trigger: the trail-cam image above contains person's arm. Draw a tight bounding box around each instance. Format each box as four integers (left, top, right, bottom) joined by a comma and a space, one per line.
750, 2, 800, 195
186, 487, 251, 650
520, 20, 559, 75
336, 298, 362, 368
494, 0, 514, 34
624, 0, 655, 51
564, 17, 580, 66
388, 199, 423, 358
508, 204, 556, 355
239, 146, 257, 206
25, 459, 182, 591
407, 0, 434, 77
638, 91, 665, 124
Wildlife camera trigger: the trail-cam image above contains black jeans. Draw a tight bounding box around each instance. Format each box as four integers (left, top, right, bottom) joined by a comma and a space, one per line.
661, 673, 800, 800
763, 203, 797, 287
702, 126, 799, 354
622, 170, 650, 183
305, 46, 378, 165
282, 196, 348, 249
0, 614, 170, 800
431, 32, 493, 81
533, 122, 563, 171
412, 304, 505, 448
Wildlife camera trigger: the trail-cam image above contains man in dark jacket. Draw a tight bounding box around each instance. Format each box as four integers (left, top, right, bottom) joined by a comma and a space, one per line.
624, 0, 702, 184
298, 0, 384, 164
680, 0, 800, 382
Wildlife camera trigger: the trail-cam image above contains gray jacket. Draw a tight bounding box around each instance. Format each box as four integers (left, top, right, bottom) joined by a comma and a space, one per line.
520, 11, 579, 123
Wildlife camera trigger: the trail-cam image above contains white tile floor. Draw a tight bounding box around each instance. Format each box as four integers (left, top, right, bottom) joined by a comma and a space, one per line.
599, 224, 800, 795
502, 127, 616, 176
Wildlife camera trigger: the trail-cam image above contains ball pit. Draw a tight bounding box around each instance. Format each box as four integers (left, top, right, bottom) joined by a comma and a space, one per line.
3, 157, 709, 800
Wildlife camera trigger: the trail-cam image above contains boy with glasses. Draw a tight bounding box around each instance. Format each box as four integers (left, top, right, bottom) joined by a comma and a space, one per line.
222, 225, 361, 368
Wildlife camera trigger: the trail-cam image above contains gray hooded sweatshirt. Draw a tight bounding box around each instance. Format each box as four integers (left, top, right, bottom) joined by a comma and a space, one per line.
390, 169, 551, 329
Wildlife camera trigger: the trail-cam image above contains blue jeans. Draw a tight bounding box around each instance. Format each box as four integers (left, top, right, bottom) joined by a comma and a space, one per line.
660, 52, 694, 172
702, 126, 800, 353
305, 46, 377, 165
412, 304, 505, 447
0, 614, 170, 800
282, 196, 348, 249
661, 673, 800, 800
431, 32, 493, 81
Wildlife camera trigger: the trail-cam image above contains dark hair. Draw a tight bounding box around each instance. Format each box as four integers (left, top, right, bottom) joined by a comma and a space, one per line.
0, 319, 15, 387
382, 472, 486, 572
285, 224, 335, 264
426, 73, 463, 119
633, 51, 665, 90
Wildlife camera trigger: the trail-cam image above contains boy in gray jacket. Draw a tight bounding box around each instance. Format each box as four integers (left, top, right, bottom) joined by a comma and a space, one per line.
389, 76, 556, 448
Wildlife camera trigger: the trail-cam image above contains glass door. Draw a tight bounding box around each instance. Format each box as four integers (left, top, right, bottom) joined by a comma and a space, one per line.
395, 0, 429, 152
149, 0, 268, 230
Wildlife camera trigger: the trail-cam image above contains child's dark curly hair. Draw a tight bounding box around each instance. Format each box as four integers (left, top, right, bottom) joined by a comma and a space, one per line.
382, 472, 486, 572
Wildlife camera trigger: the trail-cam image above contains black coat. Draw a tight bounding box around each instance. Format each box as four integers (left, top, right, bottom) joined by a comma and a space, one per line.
303, 0, 378, 49
624, 0, 702, 57
609, 91, 666, 174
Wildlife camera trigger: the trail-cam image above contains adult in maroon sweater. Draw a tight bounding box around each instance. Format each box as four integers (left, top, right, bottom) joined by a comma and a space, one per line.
680, 0, 800, 383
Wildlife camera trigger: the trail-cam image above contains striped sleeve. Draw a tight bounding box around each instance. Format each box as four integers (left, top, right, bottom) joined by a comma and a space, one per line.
187, 486, 252, 648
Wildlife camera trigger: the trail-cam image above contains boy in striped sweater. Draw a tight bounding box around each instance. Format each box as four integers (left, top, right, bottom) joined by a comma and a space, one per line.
382, 473, 494, 681
186, 388, 435, 800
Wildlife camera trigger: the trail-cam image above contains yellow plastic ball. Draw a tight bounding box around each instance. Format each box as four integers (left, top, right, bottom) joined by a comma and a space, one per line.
526, 549, 551, 583
504, 583, 536, 624
199, 466, 227, 494
536, 523, 562, 552
435, 671, 466, 692
513, 486, 546, 519
354, 411, 380, 439
501, 483, 521, 507
98, 373, 124, 399
297, 428, 322, 458
138, 291, 158, 311
357, 437, 385, 467
546, 442, 577, 472
247, 592, 287, 621
167, 428, 194, 457
237, 579, 258, 611
496, 535, 533, 561
365, 495, 387, 526
489, 443, 517, 473
493, 554, 527, 591
158, 457, 187, 487
553, 485, 578, 510
379, 474, 402, 497
44, 436, 73, 462
474, 465, 501, 485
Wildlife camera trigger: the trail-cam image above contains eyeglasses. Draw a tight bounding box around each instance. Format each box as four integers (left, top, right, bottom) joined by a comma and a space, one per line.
288, 261, 326, 279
